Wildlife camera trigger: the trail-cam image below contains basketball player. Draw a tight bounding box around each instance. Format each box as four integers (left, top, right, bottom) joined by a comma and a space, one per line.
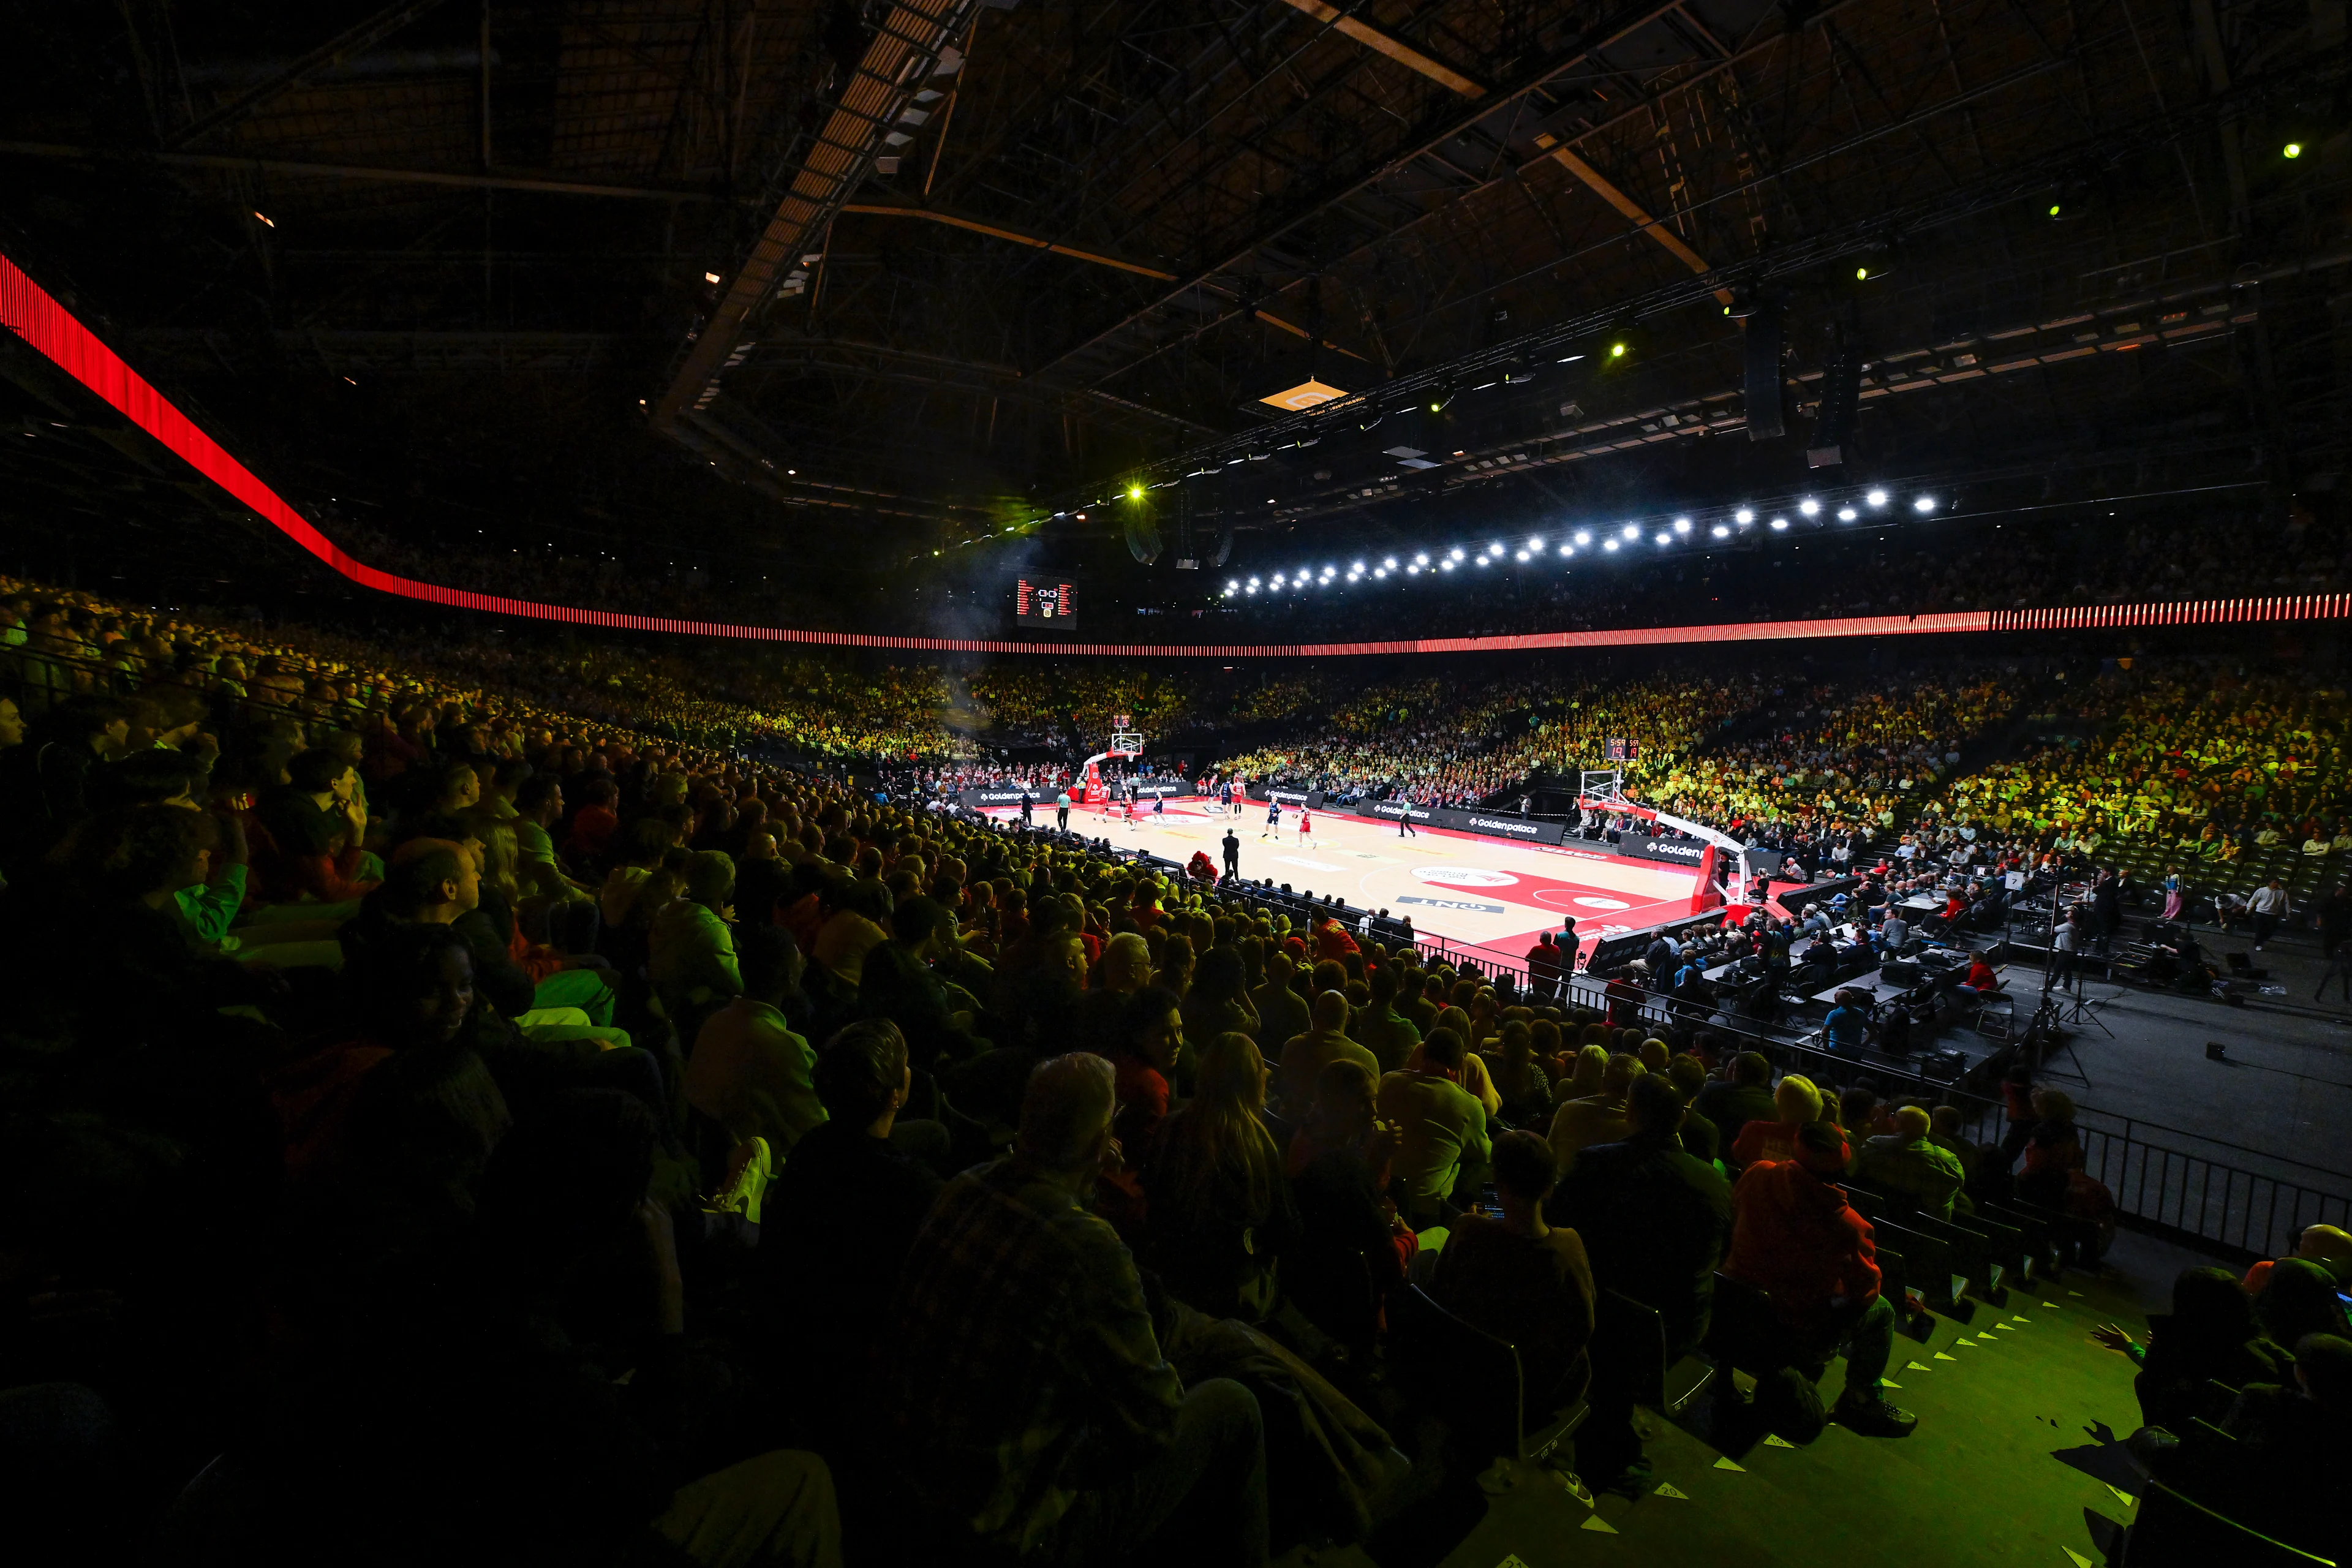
1297, 805, 1314, 846
1261, 798, 1281, 839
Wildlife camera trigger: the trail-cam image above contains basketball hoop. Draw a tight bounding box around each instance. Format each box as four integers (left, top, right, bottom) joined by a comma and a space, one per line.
1109, 728, 1144, 755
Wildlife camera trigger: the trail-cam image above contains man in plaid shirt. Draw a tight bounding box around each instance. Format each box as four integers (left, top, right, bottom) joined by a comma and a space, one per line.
884, 1053, 1268, 1565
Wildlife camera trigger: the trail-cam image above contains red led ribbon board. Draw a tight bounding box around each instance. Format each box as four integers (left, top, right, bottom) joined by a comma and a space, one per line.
7, 251, 2350, 657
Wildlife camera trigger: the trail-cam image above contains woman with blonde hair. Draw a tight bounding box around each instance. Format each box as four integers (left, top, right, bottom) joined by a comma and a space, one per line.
1142, 1031, 1300, 1319
1553, 1042, 1610, 1110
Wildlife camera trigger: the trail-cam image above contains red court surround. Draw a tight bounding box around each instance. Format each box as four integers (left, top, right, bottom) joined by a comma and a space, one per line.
9, 251, 2348, 658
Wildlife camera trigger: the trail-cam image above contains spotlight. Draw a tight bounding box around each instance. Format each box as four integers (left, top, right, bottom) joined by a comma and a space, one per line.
1353, 560, 1366, 572
1561, 545, 1575, 557
1711, 524, 1730, 538
1449, 547, 1465, 560
1673, 516, 1692, 533
1866, 489, 1888, 507
1383, 557, 1398, 569
1408, 563, 1420, 573
1248, 576, 1261, 586
1836, 507, 1858, 521
1621, 524, 1640, 540
1799, 498, 1820, 516
2285, 141, 2304, 159
1246, 583, 1259, 594
1476, 556, 1490, 567
1270, 573, 1284, 585
1440, 559, 1455, 570
1735, 508, 1754, 524
1226, 580, 1240, 592
1573, 530, 1591, 546
1514, 551, 1529, 562
1654, 533, 1671, 546
1770, 517, 1789, 530
1414, 552, 1430, 565
1128, 484, 1145, 500
1490, 542, 1504, 554
1374, 567, 1389, 578
1604, 539, 1619, 552
1526, 535, 1543, 550
1913, 496, 1936, 513
1609, 341, 1627, 358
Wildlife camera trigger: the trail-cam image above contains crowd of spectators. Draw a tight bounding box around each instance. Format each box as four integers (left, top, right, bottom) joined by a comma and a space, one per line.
1213, 670, 1752, 807
1652, 669, 2013, 840
18, 571, 2125, 1564
14, 555, 2352, 1562
22, 571, 2352, 879
964, 664, 1200, 745
1921, 663, 2352, 860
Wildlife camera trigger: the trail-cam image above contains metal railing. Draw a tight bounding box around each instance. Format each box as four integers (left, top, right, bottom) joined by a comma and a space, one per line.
2071, 1118, 2352, 1261
1373, 956, 2352, 1263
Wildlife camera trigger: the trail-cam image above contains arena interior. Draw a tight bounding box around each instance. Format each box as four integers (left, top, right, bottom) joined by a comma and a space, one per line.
6, 2, 2352, 1564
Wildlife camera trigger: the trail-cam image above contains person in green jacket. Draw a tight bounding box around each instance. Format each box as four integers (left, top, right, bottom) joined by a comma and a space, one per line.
1374, 1027, 1492, 1227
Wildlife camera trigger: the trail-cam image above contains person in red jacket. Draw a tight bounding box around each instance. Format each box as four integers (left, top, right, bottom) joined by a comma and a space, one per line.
1525, 931, 1562, 999
1722, 1121, 1917, 1436
1311, 914, 1359, 962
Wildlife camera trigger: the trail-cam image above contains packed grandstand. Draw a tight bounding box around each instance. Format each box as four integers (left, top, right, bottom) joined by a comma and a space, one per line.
15, 576, 2349, 867
10, 2, 2352, 1563
8, 551, 2352, 1567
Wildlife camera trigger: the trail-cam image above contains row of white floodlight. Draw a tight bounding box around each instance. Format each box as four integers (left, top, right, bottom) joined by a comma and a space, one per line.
1224, 489, 1941, 595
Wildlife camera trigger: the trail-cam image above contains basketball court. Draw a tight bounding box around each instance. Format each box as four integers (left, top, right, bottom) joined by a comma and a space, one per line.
980, 795, 1716, 966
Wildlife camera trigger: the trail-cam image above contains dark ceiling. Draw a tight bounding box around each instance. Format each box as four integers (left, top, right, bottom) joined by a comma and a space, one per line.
2, 0, 2348, 615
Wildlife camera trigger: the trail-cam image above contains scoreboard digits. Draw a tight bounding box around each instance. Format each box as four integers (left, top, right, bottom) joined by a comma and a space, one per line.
1016, 578, 1078, 629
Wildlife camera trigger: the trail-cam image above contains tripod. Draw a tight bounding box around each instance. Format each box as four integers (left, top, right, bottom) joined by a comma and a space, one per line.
2024, 992, 2096, 1087
2049, 976, 2116, 1035
2037, 890, 2115, 1037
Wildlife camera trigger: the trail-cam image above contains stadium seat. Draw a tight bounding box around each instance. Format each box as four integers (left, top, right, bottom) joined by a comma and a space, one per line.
2123, 1480, 2335, 1567
1387, 1284, 1588, 1471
